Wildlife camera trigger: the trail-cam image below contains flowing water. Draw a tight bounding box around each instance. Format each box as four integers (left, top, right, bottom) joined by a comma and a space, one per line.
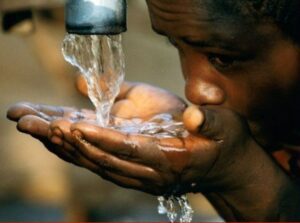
62, 33, 193, 222
62, 34, 125, 127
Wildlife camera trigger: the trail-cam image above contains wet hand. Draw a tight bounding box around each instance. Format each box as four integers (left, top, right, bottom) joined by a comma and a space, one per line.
6, 102, 97, 164
46, 105, 260, 196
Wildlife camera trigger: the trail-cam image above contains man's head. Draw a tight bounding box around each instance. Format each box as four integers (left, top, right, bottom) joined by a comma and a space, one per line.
146, 0, 300, 148
203, 0, 300, 43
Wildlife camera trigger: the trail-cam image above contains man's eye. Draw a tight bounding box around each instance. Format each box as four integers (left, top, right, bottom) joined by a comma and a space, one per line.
208, 54, 236, 69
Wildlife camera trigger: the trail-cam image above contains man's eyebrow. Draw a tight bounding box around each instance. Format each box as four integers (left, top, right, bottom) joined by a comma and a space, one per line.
153, 26, 240, 52
181, 37, 238, 52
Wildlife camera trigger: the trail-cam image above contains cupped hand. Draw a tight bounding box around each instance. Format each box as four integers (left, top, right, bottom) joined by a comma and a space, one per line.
6, 81, 186, 168
77, 76, 187, 119
45, 105, 259, 196
6, 80, 260, 196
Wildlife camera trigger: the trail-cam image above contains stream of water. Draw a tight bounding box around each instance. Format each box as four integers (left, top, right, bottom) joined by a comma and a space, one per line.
62, 33, 193, 222
62, 34, 125, 127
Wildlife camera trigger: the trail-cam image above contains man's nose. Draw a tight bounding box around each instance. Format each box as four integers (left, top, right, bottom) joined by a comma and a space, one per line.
185, 78, 225, 106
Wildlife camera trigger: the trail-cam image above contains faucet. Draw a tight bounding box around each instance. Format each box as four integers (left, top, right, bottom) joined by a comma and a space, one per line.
65, 0, 127, 35
1, 0, 127, 35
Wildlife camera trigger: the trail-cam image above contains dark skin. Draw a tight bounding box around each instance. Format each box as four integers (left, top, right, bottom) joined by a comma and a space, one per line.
6, 0, 300, 221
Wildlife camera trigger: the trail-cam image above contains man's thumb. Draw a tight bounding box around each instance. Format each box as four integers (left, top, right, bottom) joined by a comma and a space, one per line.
183, 105, 204, 133
183, 105, 222, 138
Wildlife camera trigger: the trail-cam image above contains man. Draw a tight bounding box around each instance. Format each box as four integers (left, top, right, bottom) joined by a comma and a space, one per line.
7, 0, 300, 221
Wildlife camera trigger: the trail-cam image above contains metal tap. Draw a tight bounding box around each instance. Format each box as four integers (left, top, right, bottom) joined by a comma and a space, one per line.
65, 0, 127, 35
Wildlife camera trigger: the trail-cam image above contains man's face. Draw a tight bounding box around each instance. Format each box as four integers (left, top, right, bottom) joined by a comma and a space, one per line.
146, 0, 300, 148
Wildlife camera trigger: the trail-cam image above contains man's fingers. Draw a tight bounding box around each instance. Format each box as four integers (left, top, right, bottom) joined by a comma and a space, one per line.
69, 121, 191, 175
7, 102, 77, 121
48, 118, 103, 163
16, 115, 79, 164
116, 81, 136, 100
39, 137, 76, 164
111, 100, 138, 119
71, 121, 138, 155
49, 118, 75, 145
72, 133, 161, 181
17, 115, 49, 137
70, 122, 171, 164
45, 117, 153, 190
7, 102, 50, 121
45, 138, 105, 174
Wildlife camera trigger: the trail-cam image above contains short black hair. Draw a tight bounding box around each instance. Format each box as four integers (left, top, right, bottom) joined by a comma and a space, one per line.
205, 0, 300, 43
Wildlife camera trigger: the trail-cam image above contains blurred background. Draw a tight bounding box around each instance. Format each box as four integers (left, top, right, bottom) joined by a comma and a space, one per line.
0, 0, 222, 221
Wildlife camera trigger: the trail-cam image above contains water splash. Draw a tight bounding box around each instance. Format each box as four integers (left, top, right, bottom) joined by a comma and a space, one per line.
62, 33, 193, 222
112, 113, 188, 138
158, 195, 194, 223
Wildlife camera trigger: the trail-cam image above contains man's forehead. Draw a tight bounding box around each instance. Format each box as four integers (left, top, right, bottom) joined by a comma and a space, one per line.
146, 0, 210, 13
146, 0, 222, 25
146, 0, 250, 25
146, 0, 277, 53
146, 0, 242, 37
146, 0, 260, 19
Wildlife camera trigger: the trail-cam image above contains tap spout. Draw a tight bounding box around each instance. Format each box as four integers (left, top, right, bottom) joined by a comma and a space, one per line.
65, 0, 127, 35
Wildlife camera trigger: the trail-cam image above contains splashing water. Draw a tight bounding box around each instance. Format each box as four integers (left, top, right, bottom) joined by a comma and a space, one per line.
158, 195, 194, 223
113, 113, 188, 138
62, 33, 193, 222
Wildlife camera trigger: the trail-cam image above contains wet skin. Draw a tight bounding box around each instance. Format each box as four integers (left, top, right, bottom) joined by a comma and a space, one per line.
6, 0, 300, 221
